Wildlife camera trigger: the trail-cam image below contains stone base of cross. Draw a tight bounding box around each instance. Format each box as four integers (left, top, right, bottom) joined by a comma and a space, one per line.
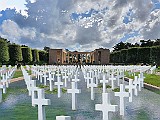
56, 116, 71, 120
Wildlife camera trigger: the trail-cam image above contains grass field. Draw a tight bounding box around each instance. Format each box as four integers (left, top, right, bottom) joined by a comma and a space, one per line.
125, 72, 160, 87
13, 70, 23, 78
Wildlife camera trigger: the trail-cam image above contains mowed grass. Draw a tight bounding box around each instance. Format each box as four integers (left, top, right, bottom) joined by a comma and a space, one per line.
13, 69, 23, 78
125, 72, 160, 87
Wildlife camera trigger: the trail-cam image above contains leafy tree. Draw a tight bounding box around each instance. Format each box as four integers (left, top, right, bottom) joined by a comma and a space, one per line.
32, 49, 39, 62
43, 46, 50, 53
21, 47, 33, 64
39, 50, 48, 63
0, 38, 9, 64
9, 44, 23, 65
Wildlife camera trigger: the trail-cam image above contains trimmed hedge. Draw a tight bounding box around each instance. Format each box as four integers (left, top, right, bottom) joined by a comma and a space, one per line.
127, 47, 138, 64
0, 39, 9, 64
150, 46, 160, 65
39, 50, 48, 63
137, 47, 151, 63
9, 44, 23, 64
120, 49, 128, 63
110, 46, 160, 65
32, 49, 39, 62
22, 47, 33, 64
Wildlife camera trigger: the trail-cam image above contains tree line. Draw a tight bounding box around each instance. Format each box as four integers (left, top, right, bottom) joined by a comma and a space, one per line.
113, 39, 160, 52
111, 39, 160, 65
0, 37, 49, 66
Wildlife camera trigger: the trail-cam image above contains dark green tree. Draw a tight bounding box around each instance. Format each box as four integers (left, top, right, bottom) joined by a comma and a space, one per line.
0, 38, 9, 64
21, 47, 33, 64
9, 44, 23, 65
39, 50, 48, 63
32, 49, 39, 62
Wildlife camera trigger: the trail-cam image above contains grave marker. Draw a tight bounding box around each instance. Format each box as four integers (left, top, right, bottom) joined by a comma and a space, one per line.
67, 82, 81, 110
95, 93, 118, 120
115, 84, 129, 116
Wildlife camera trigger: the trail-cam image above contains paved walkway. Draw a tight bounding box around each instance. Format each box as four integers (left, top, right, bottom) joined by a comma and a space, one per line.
0, 74, 34, 84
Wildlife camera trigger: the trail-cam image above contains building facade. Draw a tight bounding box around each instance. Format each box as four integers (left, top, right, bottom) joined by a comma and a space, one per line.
49, 48, 110, 65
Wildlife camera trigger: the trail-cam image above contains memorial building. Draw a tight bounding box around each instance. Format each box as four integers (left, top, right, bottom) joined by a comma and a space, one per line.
49, 48, 110, 65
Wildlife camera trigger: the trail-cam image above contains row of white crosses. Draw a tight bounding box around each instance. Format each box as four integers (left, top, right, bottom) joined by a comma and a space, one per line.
31, 65, 80, 119
30, 65, 146, 120
0, 66, 17, 103
22, 66, 51, 120
31, 65, 81, 109
82, 65, 146, 120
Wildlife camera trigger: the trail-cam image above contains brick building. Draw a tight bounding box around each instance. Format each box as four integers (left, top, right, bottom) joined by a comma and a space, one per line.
49, 48, 110, 65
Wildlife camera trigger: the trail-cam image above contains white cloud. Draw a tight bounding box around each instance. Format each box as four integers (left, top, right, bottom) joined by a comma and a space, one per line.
0, 0, 159, 51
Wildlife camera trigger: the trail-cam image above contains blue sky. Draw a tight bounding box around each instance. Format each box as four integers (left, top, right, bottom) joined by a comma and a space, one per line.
0, 0, 160, 51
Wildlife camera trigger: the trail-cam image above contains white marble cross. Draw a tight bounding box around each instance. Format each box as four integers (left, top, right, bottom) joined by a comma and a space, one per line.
39, 71, 43, 83
55, 75, 63, 98
95, 93, 118, 120
0, 84, 6, 102
56, 116, 71, 120
67, 72, 72, 82
2, 74, 9, 88
125, 79, 137, 102
116, 70, 120, 86
94, 69, 99, 84
43, 72, 48, 86
115, 84, 129, 116
67, 82, 81, 110
63, 72, 68, 87
28, 79, 37, 96
133, 76, 141, 91
32, 88, 51, 120
47, 73, 54, 91
139, 73, 144, 87
100, 73, 108, 93
88, 78, 97, 100
72, 74, 80, 88
109, 74, 116, 90
84, 73, 90, 89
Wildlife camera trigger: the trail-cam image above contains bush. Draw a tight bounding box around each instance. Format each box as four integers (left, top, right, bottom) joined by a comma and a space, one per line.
120, 49, 128, 64
32, 49, 39, 63
0, 38, 9, 64
150, 46, 160, 65
110, 46, 160, 65
137, 47, 151, 64
21, 47, 33, 64
9, 44, 22, 65
127, 47, 138, 64
39, 50, 48, 63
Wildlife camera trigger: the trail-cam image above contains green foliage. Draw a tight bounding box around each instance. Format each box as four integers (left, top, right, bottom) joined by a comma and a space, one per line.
137, 47, 151, 64
150, 46, 160, 65
9, 44, 23, 65
120, 49, 128, 63
0, 38, 9, 63
32, 49, 39, 62
125, 72, 160, 87
39, 50, 48, 64
13, 70, 23, 78
98, 83, 111, 89
110, 46, 160, 65
127, 47, 138, 64
21, 47, 33, 64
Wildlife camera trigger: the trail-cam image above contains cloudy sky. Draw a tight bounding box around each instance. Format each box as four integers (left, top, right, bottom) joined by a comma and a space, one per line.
0, 0, 160, 51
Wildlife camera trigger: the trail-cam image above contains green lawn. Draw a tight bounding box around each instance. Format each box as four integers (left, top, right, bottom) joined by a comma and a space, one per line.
157, 66, 160, 72
13, 70, 23, 78
125, 72, 160, 87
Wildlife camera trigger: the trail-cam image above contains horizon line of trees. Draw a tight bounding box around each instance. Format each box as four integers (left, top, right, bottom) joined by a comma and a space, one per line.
112, 39, 160, 52
0, 37, 49, 66
111, 39, 160, 65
